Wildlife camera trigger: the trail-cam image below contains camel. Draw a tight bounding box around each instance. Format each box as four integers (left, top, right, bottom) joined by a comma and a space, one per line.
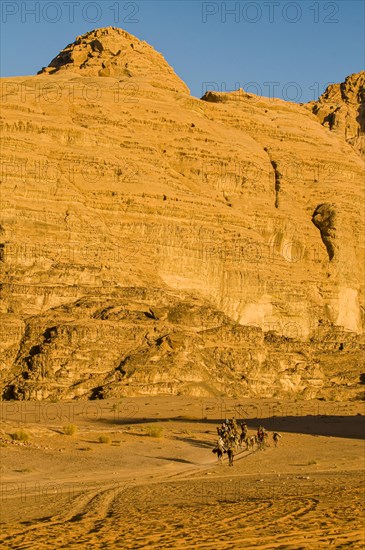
249, 435, 257, 450
212, 446, 224, 463
212, 437, 225, 464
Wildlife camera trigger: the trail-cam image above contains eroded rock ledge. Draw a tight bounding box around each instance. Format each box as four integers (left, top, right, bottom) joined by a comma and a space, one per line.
1, 288, 364, 401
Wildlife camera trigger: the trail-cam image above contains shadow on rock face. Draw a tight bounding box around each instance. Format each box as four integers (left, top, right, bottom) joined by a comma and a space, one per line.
312, 203, 337, 261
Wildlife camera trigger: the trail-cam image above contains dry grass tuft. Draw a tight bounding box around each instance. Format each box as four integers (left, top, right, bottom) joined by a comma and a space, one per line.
63, 424, 77, 436
10, 430, 29, 442
144, 425, 164, 438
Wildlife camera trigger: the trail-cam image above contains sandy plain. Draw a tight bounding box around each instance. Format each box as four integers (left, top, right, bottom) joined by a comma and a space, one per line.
0, 397, 364, 549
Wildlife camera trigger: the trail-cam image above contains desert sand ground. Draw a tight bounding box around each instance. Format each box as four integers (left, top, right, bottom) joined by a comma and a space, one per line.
0, 397, 364, 549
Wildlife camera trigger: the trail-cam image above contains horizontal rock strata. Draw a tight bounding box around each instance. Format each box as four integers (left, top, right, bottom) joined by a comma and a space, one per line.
0, 28, 364, 399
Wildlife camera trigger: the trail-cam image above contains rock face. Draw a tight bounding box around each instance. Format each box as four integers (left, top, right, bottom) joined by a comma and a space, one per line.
307, 71, 365, 159
0, 28, 364, 400
2, 289, 364, 401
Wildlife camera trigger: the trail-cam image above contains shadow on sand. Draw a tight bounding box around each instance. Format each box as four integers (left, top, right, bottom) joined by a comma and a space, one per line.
151, 456, 195, 464
95, 414, 364, 440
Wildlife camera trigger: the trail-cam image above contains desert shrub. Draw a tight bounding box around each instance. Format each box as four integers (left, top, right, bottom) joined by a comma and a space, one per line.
98, 435, 111, 444
10, 430, 29, 442
144, 425, 164, 438
63, 424, 77, 436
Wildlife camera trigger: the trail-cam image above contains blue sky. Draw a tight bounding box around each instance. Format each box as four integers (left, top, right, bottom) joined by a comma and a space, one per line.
1, 1, 364, 101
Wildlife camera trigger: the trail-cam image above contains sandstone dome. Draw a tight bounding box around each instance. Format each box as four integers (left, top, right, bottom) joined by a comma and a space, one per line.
38, 26, 189, 94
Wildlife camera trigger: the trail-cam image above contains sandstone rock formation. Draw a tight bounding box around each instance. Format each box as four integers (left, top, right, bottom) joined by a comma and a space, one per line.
307, 71, 365, 159
38, 27, 189, 93
0, 28, 364, 400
